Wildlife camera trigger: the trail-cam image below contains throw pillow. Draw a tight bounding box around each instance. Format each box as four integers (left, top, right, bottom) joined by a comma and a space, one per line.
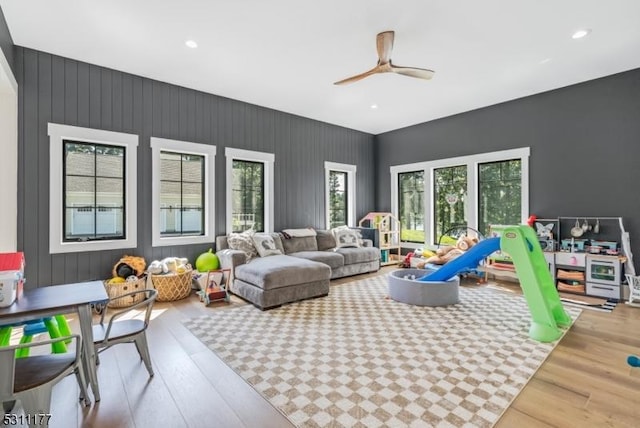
252, 233, 283, 257
316, 229, 337, 251
333, 227, 361, 248
282, 228, 317, 238
227, 229, 258, 262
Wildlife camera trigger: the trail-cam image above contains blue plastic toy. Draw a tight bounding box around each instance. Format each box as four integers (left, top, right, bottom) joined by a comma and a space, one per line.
628, 355, 640, 367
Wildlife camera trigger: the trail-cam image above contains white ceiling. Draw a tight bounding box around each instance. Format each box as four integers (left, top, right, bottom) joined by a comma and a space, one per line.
2, 0, 640, 134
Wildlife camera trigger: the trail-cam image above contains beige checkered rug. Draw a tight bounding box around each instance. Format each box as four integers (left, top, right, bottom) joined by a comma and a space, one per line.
183, 274, 580, 427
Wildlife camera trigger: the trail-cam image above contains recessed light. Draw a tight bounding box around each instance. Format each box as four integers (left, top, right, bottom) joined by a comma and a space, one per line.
185, 40, 198, 49
572, 29, 591, 39
370, 104, 378, 109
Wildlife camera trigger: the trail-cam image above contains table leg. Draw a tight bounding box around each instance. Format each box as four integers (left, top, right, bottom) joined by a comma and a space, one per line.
77, 304, 100, 401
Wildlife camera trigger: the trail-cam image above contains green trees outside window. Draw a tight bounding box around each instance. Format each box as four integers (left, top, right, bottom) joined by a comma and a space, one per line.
433, 165, 467, 244
328, 170, 348, 228
231, 160, 264, 232
398, 171, 424, 243
478, 159, 521, 236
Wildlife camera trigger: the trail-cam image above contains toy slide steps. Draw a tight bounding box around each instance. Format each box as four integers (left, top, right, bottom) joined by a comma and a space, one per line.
500, 225, 572, 342
419, 237, 501, 282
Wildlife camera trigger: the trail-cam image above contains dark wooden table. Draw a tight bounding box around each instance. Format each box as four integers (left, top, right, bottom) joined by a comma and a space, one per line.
0, 280, 108, 402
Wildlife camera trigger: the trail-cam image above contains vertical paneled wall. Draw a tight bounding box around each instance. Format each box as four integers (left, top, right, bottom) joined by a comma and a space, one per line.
375, 68, 640, 270
16, 47, 375, 287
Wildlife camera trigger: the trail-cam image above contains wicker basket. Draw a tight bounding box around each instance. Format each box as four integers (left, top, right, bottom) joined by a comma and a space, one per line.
104, 276, 146, 308
151, 269, 193, 302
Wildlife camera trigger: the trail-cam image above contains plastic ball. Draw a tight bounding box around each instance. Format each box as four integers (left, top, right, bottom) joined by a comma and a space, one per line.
195, 248, 220, 272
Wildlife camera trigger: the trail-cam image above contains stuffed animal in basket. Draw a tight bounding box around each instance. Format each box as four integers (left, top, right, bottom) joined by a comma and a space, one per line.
147, 257, 190, 274
112, 255, 146, 279
423, 235, 479, 266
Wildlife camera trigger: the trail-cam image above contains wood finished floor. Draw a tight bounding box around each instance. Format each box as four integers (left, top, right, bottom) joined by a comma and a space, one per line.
6, 267, 640, 427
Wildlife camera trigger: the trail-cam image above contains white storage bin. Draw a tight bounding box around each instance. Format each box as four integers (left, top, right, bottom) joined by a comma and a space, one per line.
0, 271, 21, 307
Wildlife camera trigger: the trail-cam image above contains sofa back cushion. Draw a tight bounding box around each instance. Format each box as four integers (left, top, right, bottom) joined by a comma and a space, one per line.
227, 230, 258, 262
216, 235, 229, 250
252, 233, 284, 257
316, 229, 337, 251
281, 236, 318, 254
333, 227, 361, 248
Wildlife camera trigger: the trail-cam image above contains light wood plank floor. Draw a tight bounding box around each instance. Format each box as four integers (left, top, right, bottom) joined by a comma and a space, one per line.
5, 267, 640, 427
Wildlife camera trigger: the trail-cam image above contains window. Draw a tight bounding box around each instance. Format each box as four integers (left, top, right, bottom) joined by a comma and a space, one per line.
225, 148, 274, 233
433, 165, 467, 243
63, 141, 125, 242
231, 160, 264, 232
390, 148, 529, 248
478, 159, 522, 236
325, 162, 357, 229
48, 123, 138, 253
150, 138, 216, 247
328, 171, 347, 228
397, 171, 424, 243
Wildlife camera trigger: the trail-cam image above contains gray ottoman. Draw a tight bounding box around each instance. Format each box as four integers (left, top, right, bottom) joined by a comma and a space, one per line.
388, 269, 460, 306
233, 254, 331, 310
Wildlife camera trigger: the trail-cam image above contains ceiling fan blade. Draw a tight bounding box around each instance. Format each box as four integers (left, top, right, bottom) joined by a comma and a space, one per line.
389, 64, 435, 80
376, 31, 394, 64
333, 66, 384, 85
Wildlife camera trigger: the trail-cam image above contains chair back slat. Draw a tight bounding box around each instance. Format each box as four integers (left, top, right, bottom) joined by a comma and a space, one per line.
0, 346, 17, 398
143, 289, 158, 327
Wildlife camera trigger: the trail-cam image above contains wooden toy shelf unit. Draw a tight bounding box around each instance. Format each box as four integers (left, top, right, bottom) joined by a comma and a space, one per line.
359, 212, 401, 266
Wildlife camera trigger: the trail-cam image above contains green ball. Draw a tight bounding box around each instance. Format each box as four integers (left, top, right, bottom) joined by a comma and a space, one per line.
195, 248, 220, 272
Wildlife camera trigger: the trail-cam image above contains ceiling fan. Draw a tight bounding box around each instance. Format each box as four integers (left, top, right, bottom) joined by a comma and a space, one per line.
334, 30, 435, 85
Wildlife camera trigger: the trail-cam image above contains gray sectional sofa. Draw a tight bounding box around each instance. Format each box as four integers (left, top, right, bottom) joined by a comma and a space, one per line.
216, 229, 380, 310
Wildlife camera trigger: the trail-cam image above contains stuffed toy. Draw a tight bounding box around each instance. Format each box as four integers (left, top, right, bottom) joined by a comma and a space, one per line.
401, 252, 414, 268
147, 257, 190, 274
112, 255, 146, 279
147, 260, 164, 275
424, 235, 479, 265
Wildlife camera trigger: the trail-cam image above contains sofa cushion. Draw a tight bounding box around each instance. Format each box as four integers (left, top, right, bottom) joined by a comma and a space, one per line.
252, 233, 283, 257
335, 247, 380, 265
333, 228, 361, 248
282, 228, 316, 238
315, 230, 337, 251
288, 251, 345, 270
281, 236, 318, 254
234, 255, 330, 290
227, 230, 258, 262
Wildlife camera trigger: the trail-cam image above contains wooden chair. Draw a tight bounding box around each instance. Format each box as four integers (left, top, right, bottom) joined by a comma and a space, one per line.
0, 335, 90, 427
92, 289, 157, 377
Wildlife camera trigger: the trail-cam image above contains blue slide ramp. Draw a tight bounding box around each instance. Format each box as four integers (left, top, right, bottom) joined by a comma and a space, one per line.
418, 237, 501, 282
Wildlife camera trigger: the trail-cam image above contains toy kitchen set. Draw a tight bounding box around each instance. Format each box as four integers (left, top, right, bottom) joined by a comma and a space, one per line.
534, 217, 633, 300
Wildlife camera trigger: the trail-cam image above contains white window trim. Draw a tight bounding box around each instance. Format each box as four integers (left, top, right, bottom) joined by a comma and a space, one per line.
390, 147, 530, 248
225, 147, 275, 233
48, 123, 138, 254
324, 161, 357, 229
150, 137, 216, 247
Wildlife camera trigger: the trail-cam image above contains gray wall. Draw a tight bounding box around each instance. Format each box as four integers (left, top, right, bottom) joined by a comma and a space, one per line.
16, 47, 375, 287
376, 68, 640, 270
0, 6, 14, 77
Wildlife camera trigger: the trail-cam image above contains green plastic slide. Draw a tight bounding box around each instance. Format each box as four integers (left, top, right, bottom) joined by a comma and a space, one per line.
500, 225, 572, 342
